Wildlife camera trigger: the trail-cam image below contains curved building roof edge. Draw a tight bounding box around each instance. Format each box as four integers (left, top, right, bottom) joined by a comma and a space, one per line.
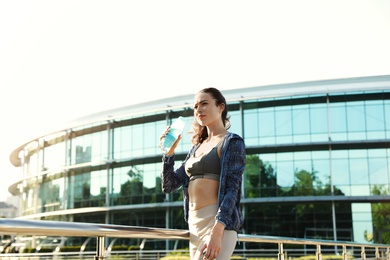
66, 74, 390, 128
9, 74, 390, 167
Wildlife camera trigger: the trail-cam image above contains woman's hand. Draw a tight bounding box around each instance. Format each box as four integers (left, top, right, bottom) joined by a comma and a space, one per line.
201, 222, 224, 260
160, 125, 182, 156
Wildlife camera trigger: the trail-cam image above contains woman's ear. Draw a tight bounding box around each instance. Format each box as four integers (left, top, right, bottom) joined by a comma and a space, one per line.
219, 103, 225, 113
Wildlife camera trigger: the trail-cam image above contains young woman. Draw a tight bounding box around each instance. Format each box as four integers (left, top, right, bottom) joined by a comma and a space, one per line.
160, 88, 246, 260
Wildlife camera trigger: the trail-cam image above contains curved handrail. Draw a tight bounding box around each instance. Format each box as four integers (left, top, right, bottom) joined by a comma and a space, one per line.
0, 218, 389, 260
0, 218, 189, 240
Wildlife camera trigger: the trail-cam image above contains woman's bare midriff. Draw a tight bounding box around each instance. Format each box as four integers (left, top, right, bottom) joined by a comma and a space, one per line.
188, 178, 219, 210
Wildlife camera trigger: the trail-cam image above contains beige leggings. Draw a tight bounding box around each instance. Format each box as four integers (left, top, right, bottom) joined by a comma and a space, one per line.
188, 204, 237, 260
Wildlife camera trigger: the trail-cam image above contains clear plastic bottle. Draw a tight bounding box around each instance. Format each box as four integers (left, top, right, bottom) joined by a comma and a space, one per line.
159, 116, 186, 154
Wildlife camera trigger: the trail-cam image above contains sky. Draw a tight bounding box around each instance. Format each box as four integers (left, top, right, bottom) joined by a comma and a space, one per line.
0, 0, 390, 202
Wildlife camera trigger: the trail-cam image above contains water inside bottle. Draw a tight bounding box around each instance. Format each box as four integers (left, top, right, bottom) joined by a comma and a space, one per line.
159, 116, 186, 154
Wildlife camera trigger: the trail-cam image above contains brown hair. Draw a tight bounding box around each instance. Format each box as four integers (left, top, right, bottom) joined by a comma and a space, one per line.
191, 88, 230, 145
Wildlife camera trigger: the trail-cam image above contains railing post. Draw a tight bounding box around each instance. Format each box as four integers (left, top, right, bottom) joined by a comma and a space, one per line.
375, 247, 380, 260
316, 244, 322, 260
95, 236, 106, 260
361, 246, 366, 260
342, 245, 347, 260
278, 243, 284, 260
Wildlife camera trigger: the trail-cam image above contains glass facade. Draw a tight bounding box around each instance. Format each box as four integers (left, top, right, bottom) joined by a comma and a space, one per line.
9, 75, 390, 247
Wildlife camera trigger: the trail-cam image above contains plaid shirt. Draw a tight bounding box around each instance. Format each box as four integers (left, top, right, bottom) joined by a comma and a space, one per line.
161, 132, 246, 232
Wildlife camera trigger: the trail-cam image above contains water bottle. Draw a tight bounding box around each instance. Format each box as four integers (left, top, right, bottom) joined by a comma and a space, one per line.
159, 116, 186, 154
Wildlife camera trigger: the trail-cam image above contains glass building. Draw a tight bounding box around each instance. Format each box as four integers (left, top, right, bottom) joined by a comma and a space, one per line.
8, 75, 390, 246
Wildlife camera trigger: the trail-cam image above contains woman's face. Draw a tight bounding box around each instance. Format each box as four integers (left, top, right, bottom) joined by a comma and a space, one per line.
193, 92, 224, 127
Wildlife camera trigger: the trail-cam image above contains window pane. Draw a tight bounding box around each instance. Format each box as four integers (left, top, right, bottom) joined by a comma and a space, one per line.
329, 104, 347, 140
292, 106, 310, 142
244, 109, 259, 146
259, 108, 275, 145
310, 105, 328, 142
346, 102, 366, 137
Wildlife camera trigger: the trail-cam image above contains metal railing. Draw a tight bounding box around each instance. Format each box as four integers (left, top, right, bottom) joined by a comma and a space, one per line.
0, 218, 389, 260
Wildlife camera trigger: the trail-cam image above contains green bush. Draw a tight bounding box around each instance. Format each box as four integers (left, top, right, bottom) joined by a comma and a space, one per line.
161, 251, 190, 260
36, 247, 54, 253
111, 245, 129, 251
161, 252, 247, 260
161, 256, 190, 260
128, 245, 141, 251
295, 255, 346, 260
59, 246, 82, 252
22, 247, 36, 253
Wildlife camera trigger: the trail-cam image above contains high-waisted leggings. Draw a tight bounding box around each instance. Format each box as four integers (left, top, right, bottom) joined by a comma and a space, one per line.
188, 204, 237, 260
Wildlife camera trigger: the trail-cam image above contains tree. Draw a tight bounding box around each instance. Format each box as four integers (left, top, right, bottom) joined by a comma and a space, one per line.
243, 156, 350, 242
245, 155, 279, 198
370, 185, 390, 244
120, 166, 144, 204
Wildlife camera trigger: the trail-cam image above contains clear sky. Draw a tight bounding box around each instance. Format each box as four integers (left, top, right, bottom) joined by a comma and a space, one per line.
0, 0, 390, 201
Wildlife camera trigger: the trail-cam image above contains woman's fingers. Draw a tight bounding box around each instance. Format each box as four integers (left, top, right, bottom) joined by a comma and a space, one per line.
159, 126, 171, 140
167, 134, 181, 154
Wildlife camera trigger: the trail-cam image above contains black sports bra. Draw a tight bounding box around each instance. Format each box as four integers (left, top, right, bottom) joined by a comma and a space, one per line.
185, 145, 221, 182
